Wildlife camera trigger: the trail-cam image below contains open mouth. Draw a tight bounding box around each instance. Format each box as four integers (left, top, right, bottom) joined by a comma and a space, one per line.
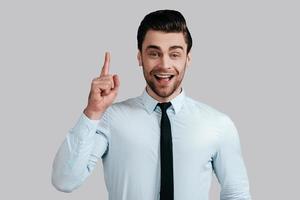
154, 74, 175, 83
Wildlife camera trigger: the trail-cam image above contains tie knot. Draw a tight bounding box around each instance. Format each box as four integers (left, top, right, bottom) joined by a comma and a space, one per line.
157, 102, 172, 113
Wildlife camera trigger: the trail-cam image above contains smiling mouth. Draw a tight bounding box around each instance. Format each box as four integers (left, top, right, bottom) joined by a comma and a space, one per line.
154, 74, 175, 83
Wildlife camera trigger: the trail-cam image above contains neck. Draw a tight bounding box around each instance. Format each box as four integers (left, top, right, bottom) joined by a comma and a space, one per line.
146, 85, 183, 103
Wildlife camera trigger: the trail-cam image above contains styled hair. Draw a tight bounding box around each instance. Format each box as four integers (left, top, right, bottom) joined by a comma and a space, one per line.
137, 9, 193, 54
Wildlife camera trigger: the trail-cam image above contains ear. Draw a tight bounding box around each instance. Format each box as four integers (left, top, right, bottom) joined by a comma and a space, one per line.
186, 51, 192, 67
137, 51, 142, 66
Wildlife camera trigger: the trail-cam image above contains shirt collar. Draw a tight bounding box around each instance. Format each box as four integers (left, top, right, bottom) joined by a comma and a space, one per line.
140, 87, 185, 115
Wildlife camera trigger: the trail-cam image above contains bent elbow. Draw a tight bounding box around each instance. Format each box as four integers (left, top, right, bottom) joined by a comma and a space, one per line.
51, 174, 78, 193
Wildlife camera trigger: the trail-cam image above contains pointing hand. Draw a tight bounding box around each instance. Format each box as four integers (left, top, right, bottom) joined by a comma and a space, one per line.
84, 52, 120, 119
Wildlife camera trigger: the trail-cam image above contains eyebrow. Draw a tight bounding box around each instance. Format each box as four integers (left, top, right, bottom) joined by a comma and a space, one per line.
145, 45, 184, 51
169, 45, 184, 51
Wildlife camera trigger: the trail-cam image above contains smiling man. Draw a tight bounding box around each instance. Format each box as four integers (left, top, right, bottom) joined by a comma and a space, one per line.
52, 10, 251, 200
139, 30, 190, 102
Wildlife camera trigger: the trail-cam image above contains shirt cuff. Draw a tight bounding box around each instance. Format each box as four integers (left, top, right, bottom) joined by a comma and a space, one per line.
83, 113, 100, 125
69, 113, 99, 140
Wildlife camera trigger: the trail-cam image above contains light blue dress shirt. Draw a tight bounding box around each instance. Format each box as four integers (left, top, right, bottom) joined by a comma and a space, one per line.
52, 88, 251, 200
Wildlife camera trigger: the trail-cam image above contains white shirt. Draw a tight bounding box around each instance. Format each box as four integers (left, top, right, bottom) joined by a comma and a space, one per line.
52, 88, 251, 200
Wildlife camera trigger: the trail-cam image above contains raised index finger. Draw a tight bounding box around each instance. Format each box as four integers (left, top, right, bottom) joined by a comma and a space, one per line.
100, 52, 110, 77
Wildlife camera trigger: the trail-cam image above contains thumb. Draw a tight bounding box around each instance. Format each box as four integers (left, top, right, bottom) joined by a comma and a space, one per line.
111, 74, 120, 92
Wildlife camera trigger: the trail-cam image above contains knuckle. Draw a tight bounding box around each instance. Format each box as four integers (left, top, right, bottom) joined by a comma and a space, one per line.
103, 74, 112, 79
92, 79, 98, 85
104, 84, 111, 89
102, 80, 112, 86
99, 84, 109, 90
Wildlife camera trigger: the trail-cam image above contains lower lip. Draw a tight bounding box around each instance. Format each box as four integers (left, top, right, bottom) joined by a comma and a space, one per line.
155, 76, 173, 85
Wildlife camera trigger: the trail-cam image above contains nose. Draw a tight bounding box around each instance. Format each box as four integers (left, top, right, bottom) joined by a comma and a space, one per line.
159, 54, 171, 69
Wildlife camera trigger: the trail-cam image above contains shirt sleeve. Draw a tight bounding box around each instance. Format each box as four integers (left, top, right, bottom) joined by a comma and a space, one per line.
212, 115, 252, 200
51, 111, 110, 193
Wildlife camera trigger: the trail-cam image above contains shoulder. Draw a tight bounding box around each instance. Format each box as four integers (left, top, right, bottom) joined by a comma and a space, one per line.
103, 95, 143, 118
184, 96, 226, 118
183, 96, 233, 126
184, 96, 239, 144
111, 96, 142, 110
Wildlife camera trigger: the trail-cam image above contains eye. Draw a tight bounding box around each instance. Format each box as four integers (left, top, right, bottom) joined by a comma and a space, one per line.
170, 52, 181, 59
148, 51, 160, 58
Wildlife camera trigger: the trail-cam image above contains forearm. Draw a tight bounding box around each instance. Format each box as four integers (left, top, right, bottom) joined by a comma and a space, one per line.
51, 113, 101, 192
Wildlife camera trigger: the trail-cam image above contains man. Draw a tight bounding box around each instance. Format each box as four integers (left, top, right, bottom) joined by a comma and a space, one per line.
52, 9, 251, 200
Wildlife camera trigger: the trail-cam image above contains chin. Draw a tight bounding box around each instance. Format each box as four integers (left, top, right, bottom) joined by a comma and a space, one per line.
154, 87, 176, 98
146, 77, 181, 99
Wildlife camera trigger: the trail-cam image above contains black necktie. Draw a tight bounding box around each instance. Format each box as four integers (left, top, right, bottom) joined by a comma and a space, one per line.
157, 102, 174, 200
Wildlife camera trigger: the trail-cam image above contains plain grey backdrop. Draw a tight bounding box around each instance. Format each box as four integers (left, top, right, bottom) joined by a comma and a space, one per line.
0, 0, 299, 199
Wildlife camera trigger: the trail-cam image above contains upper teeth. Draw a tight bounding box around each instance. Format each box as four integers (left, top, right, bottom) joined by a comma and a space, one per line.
156, 74, 172, 78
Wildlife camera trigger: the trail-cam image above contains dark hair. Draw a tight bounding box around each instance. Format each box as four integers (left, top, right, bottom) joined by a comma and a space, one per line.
137, 9, 193, 54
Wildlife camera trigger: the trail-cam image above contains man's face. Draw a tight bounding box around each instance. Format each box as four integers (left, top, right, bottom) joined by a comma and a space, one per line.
138, 30, 191, 99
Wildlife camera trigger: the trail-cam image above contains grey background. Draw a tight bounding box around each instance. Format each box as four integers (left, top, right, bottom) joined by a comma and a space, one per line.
0, 0, 299, 199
